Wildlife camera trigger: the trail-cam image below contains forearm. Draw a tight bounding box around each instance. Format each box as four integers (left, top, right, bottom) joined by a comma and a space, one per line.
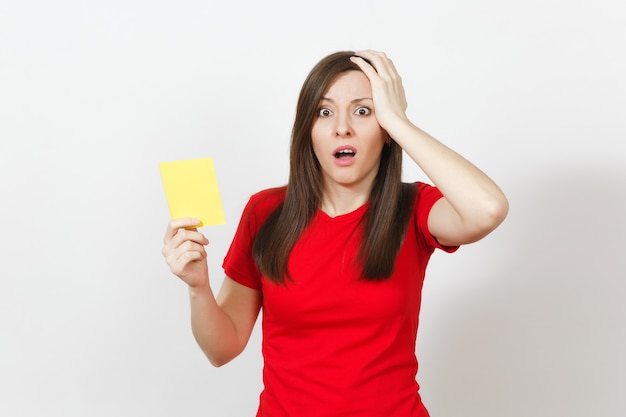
162, 219, 253, 366
188, 284, 243, 367
390, 119, 509, 226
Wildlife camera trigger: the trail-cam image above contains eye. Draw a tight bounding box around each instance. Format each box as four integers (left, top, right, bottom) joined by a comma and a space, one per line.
318, 107, 333, 117
355, 106, 371, 116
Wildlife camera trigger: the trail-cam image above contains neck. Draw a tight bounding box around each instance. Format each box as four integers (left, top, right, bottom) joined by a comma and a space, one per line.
320, 182, 371, 217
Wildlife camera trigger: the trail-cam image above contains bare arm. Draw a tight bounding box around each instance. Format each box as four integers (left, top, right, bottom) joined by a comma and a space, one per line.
383, 122, 508, 246
351, 51, 509, 246
162, 218, 262, 367
188, 277, 261, 367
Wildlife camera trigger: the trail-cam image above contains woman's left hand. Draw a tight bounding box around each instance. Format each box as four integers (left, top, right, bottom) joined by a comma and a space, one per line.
350, 50, 410, 135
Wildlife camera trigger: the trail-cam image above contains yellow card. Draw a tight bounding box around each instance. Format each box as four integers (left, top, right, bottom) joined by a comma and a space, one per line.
158, 157, 226, 227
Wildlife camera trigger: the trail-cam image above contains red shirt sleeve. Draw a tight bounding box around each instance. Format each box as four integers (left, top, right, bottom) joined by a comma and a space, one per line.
414, 181, 459, 253
222, 187, 286, 291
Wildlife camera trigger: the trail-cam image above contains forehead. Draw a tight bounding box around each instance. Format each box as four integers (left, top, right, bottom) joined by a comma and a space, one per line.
322, 70, 372, 100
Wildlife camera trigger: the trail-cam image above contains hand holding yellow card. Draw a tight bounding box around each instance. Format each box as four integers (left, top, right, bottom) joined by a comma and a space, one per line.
159, 157, 226, 227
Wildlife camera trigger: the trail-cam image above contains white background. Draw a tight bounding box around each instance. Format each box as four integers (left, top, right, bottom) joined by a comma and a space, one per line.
1, 1, 625, 416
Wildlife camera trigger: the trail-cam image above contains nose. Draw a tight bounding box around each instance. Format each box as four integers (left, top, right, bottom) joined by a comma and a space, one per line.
335, 114, 353, 137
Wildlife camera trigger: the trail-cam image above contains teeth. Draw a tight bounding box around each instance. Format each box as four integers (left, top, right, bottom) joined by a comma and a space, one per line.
335, 149, 355, 158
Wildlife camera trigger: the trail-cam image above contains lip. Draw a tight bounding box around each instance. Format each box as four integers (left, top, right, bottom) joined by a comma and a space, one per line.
332, 145, 357, 166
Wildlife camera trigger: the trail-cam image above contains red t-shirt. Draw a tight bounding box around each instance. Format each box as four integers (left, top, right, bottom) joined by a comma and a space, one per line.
222, 182, 457, 417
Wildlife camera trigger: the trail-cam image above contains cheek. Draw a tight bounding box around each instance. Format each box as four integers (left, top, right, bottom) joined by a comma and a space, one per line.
356, 121, 386, 144
310, 125, 328, 156
365, 132, 387, 154
310, 121, 326, 140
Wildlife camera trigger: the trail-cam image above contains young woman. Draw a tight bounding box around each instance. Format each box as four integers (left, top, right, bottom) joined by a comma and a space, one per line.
162, 50, 509, 417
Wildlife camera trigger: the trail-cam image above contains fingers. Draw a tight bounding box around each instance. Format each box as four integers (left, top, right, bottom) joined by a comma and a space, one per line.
167, 240, 208, 276
162, 227, 209, 278
162, 232, 208, 258
351, 50, 399, 81
350, 50, 408, 123
163, 221, 209, 252
163, 218, 209, 261
164, 218, 201, 243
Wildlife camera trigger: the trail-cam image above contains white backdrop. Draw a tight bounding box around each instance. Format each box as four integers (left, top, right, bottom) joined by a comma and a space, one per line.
1, 1, 625, 416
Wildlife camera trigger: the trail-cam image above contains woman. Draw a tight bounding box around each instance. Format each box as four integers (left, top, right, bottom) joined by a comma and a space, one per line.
162, 50, 509, 416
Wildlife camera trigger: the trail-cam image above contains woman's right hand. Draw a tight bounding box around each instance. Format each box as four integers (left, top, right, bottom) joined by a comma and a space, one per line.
162, 218, 210, 288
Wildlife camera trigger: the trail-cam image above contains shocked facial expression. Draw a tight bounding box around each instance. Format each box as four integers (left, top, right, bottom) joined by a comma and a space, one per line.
311, 70, 387, 192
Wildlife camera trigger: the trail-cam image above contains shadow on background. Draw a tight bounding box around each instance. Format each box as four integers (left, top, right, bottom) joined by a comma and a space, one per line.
421, 165, 626, 417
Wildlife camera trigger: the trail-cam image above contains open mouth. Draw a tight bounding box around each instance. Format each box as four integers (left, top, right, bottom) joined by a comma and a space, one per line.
334, 148, 356, 159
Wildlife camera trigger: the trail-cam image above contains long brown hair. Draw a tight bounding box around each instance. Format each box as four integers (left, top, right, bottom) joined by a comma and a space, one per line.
252, 51, 416, 283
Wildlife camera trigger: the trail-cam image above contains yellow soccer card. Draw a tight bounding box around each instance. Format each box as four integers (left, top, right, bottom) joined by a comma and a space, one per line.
158, 157, 226, 227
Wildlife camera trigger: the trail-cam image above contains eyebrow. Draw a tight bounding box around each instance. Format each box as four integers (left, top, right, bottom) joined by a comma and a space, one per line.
319, 97, 373, 103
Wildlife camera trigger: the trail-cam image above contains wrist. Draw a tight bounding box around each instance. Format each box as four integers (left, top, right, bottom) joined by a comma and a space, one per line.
386, 118, 418, 146
188, 281, 212, 298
